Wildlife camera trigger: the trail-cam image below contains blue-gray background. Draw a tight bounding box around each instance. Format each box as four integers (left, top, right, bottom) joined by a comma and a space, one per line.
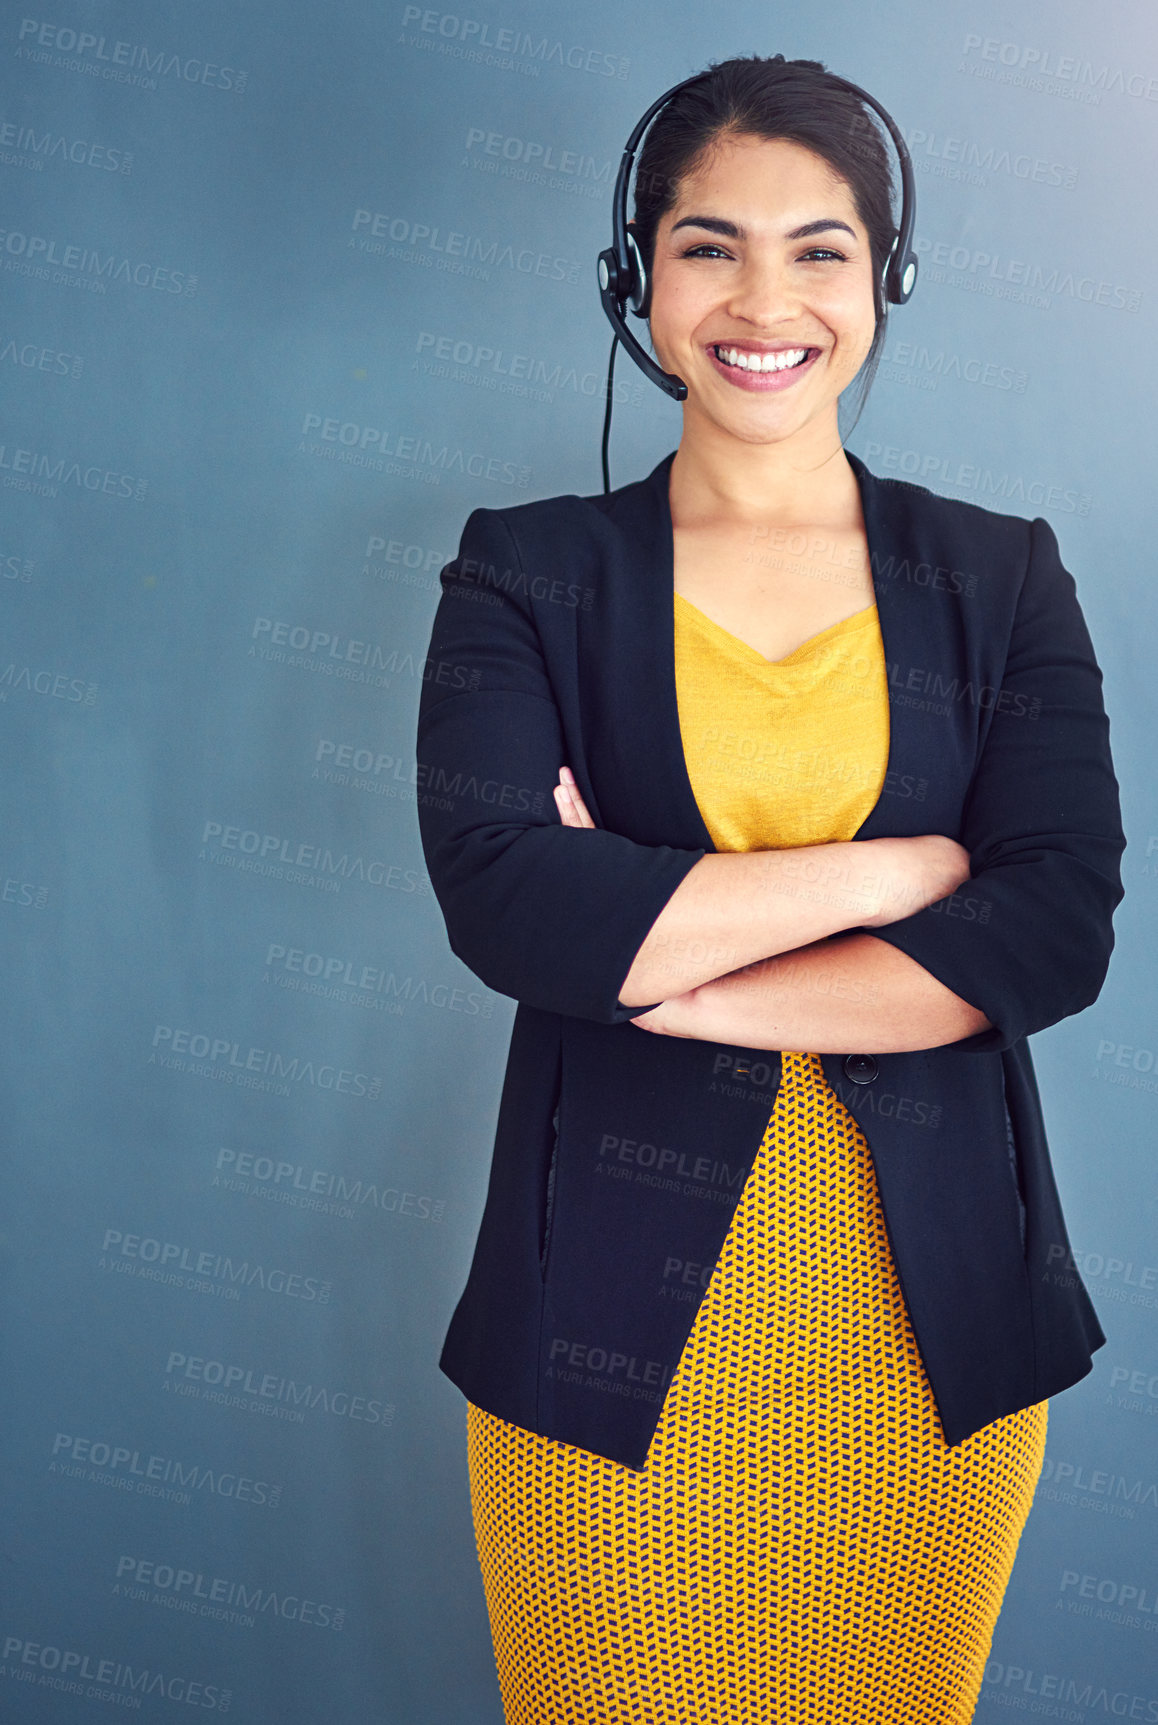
1, 1, 1156, 1719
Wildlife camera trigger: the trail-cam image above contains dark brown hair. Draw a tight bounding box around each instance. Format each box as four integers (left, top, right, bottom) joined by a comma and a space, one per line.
630, 54, 899, 430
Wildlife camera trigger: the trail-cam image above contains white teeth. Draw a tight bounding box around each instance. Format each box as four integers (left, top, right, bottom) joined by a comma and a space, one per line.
716, 345, 810, 372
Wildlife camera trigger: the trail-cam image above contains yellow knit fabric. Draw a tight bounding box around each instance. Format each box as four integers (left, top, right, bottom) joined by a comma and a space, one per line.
467, 592, 1047, 1724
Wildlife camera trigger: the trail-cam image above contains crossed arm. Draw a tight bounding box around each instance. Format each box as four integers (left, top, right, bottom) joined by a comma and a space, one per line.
419, 510, 1122, 1056
552, 765, 994, 1053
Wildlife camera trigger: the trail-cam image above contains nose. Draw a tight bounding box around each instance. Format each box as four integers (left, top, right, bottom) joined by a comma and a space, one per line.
724, 249, 805, 328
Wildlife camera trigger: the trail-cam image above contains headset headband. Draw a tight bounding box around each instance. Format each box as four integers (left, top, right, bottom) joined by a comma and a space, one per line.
595, 57, 919, 489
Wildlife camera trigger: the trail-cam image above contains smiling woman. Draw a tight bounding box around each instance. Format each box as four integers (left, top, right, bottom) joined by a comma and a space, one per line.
655, 150, 870, 404
644, 131, 888, 670
416, 51, 1125, 1725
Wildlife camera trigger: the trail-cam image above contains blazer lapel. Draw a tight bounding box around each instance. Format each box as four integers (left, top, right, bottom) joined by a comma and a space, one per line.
847, 450, 978, 838
576, 449, 716, 851
846, 449, 965, 840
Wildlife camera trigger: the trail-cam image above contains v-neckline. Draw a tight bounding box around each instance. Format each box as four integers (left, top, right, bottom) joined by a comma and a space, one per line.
626, 445, 911, 855
673, 590, 877, 667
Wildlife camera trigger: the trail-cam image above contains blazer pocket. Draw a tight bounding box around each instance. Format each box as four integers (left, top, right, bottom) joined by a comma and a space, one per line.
539, 1100, 560, 1276
1002, 1086, 1028, 1256
539, 1022, 563, 1278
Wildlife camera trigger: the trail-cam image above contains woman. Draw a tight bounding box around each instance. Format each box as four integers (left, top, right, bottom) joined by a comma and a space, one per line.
416, 54, 1125, 1725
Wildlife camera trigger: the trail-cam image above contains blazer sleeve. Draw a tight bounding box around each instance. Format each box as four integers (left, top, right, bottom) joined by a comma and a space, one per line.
415, 505, 707, 1024
867, 513, 1126, 1053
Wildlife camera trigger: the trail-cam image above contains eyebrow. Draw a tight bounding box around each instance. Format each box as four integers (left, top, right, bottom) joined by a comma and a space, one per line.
670, 215, 856, 241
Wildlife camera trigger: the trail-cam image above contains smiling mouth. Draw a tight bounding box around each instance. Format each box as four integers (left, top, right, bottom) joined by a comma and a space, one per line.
711, 345, 815, 373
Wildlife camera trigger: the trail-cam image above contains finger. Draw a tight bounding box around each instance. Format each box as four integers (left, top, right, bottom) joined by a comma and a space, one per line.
561, 774, 596, 829
556, 768, 596, 830
557, 783, 593, 830
553, 784, 582, 827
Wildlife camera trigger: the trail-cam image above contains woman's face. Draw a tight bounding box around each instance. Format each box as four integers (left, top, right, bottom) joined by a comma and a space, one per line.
640, 131, 878, 449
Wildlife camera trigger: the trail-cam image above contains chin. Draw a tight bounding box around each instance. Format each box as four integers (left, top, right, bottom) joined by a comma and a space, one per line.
696, 390, 826, 432
720, 418, 811, 447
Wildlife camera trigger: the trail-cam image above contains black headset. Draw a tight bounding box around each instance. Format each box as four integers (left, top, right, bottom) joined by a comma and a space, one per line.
596, 56, 919, 492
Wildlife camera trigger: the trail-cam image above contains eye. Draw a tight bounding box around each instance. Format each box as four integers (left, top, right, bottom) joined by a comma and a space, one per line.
679, 243, 849, 262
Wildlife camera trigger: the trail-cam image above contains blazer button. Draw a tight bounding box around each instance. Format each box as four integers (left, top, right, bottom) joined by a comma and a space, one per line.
842, 1053, 878, 1085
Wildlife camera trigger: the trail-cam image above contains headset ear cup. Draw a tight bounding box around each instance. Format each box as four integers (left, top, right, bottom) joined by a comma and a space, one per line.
626, 230, 649, 318
883, 232, 918, 305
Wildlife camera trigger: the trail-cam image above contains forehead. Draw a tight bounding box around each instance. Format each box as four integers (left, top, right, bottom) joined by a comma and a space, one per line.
666, 132, 855, 214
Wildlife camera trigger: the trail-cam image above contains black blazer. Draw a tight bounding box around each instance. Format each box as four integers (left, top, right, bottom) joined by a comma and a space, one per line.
415, 448, 1125, 1471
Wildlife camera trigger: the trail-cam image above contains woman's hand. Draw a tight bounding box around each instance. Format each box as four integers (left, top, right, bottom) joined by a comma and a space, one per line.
554, 766, 701, 1034
858, 834, 973, 927
553, 764, 595, 829
628, 989, 705, 1037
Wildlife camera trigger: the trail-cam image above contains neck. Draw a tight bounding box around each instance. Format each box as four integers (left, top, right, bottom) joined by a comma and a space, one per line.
668, 404, 859, 530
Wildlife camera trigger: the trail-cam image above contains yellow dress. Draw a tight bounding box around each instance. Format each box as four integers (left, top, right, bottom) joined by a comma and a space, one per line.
467, 593, 1048, 1724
